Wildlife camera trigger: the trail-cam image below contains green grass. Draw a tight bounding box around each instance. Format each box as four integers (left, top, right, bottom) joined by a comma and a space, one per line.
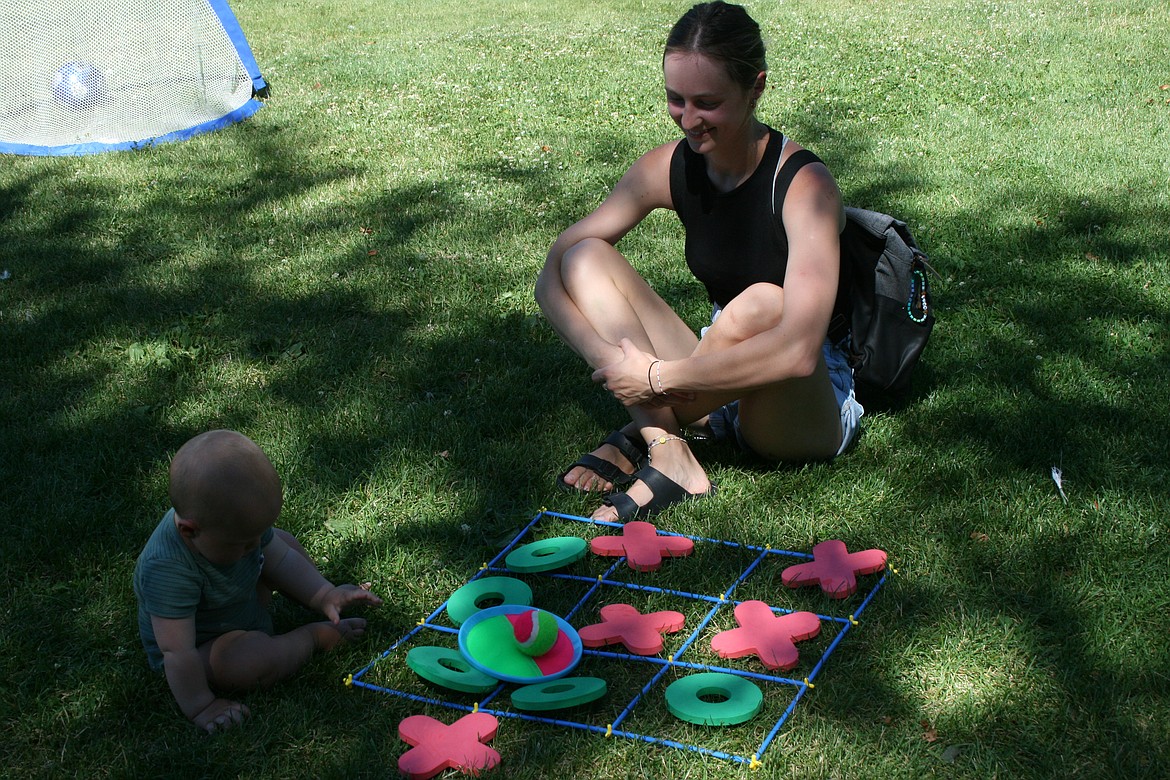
2, 0, 1168, 777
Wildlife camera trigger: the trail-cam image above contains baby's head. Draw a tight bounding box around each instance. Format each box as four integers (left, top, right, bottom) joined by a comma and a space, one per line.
169, 430, 282, 559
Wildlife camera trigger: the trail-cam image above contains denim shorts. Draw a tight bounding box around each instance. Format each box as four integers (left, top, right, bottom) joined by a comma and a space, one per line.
703, 311, 864, 459
825, 339, 864, 456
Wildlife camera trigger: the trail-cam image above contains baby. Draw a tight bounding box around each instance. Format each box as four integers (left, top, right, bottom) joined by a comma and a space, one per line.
133, 429, 383, 732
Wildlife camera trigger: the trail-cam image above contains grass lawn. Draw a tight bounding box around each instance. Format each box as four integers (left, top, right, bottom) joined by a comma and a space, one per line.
1, 0, 1167, 777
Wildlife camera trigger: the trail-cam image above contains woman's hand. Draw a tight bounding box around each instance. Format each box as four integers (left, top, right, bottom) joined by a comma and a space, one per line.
592, 339, 694, 407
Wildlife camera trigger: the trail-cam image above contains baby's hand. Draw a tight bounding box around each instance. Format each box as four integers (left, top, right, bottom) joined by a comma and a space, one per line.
193, 697, 250, 734
318, 583, 384, 623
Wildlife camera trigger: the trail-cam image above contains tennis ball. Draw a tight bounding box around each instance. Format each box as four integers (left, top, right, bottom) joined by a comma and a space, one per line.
511, 609, 559, 657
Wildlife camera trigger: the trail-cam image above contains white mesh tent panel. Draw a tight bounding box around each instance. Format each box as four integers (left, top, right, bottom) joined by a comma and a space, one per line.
0, 0, 266, 155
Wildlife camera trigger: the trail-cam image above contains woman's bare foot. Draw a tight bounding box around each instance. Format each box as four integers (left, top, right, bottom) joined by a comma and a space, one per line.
309, 617, 368, 652
560, 429, 647, 493
590, 438, 710, 522
562, 443, 639, 492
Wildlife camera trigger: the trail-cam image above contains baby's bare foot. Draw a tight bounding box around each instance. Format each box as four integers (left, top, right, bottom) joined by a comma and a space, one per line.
310, 617, 367, 652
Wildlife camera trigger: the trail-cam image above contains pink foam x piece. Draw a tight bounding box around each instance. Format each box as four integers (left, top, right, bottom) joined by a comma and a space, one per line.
710, 600, 821, 670
780, 539, 887, 599
589, 520, 694, 572
577, 603, 686, 655
397, 712, 500, 779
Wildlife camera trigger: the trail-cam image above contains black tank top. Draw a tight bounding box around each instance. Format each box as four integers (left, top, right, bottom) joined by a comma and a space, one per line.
669, 128, 828, 309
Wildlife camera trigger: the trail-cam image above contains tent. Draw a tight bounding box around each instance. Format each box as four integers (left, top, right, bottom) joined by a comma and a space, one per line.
0, 0, 267, 156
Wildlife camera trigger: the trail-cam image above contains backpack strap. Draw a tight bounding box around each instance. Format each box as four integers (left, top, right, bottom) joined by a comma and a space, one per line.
770, 133, 790, 188
770, 148, 823, 217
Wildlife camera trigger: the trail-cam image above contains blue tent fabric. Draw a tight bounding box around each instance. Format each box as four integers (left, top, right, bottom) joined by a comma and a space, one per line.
0, 0, 267, 156
207, 0, 268, 96
0, 100, 264, 157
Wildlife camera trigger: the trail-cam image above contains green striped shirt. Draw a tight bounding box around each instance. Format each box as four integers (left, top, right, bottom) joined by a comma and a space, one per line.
133, 509, 275, 670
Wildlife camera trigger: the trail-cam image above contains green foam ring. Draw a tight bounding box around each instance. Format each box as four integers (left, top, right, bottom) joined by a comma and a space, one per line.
405, 646, 499, 694
445, 576, 533, 626
664, 672, 763, 726
505, 536, 588, 573
510, 676, 608, 711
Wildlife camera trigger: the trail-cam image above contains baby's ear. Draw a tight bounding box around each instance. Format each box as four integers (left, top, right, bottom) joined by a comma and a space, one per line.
175, 513, 200, 539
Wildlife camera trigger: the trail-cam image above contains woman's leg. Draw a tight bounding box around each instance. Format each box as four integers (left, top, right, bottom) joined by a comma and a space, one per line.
538, 238, 700, 493
589, 400, 712, 521
589, 286, 801, 521
682, 283, 842, 462
540, 251, 841, 515
542, 237, 698, 368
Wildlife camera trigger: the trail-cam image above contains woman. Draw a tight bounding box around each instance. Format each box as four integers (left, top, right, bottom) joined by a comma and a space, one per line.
535, 1, 862, 522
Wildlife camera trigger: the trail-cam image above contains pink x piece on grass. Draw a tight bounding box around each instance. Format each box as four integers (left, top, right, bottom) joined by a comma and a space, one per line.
589, 520, 694, 572
780, 539, 887, 599
397, 712, 500, 779
710, 600, 821, 670
577, 603, 686, 655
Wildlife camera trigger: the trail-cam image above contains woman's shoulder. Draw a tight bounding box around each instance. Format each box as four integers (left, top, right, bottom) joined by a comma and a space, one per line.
611, 140, 685, 209
774, 132, 811, 164
776, 140, 844, 230
631, 138, 685, 171
773, 133, 836, 185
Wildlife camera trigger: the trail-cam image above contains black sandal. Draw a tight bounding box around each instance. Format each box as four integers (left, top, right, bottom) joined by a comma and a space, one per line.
601, 464, 716, 520
557, 430, 648, 492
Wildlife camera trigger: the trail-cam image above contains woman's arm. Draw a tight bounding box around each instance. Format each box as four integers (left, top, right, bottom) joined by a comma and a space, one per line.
594, 160, 844, 402
534, 143, 677, 353
673, 161, 843, 392
539, 141, 677, 270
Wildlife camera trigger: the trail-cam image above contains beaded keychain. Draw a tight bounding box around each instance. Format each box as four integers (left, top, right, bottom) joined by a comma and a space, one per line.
907, 266, 930, 323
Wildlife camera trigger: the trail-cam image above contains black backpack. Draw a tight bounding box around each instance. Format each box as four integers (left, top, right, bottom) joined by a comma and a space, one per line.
830, 207, 935, 405
772, 150, 935, 406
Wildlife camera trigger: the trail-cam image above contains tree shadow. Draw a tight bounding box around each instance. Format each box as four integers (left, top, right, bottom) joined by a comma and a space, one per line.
1, 70, 1167, 776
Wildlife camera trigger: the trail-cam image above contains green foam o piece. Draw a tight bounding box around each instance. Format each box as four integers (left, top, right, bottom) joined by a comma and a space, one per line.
505, 536, 588, 573
445, 576, 533, 626
510, 676, 608, 711
405, 646, 499, 694
664, 672, 763, 726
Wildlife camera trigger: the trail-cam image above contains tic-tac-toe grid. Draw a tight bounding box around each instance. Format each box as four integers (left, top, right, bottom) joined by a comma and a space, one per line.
349, 510, 888, 767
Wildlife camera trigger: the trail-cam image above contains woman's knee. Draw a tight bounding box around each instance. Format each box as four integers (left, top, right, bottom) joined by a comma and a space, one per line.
712, 284, 784, 342
536, 238, 616, 310
561, 237, 622, 278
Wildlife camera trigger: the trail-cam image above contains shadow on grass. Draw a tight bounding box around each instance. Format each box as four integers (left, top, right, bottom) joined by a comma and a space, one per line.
1, 103, 1166, 776
790, 117, 1167, 776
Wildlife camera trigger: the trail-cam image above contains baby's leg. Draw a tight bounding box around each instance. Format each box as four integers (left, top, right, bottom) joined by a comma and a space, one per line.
202, 618, 368, 691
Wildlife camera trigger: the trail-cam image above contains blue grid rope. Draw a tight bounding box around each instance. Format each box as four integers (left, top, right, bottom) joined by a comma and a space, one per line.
349, 510, 888, 767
